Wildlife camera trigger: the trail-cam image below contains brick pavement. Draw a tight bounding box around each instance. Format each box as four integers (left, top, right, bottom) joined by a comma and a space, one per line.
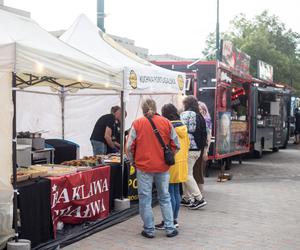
63, 144, 300, 250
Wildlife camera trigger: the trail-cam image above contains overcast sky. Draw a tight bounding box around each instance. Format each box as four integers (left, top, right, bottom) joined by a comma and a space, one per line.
4, 0, 299, 58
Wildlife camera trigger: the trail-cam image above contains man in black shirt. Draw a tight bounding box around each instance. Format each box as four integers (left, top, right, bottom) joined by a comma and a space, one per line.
107, 120, 121, 154
90, 106, 121, 155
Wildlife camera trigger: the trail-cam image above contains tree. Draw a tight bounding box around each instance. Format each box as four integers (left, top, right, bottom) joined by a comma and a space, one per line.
202, 11, 300, 93
202, 32, 217, 61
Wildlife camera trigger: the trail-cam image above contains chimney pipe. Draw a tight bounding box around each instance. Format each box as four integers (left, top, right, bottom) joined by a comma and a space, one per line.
97, 0, 105, 32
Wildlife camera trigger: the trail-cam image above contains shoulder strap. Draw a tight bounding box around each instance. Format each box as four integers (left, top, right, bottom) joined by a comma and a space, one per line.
146, 116, 166, 149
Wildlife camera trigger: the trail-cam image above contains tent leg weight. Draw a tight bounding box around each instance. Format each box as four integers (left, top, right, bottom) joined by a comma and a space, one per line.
7, 239, 31, 250
114, 198, 130, 212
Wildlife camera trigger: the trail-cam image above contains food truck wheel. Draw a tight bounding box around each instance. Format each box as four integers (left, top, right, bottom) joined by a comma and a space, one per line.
280, 144, 287, 149
272, 147, 279, 152
253, 148, 263, 158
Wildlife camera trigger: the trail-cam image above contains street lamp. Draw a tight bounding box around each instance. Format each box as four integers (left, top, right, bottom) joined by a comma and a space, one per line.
97, 0, 105, 32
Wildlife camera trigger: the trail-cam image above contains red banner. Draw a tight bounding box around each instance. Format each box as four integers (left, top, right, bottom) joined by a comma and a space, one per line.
48, 166, 110, 237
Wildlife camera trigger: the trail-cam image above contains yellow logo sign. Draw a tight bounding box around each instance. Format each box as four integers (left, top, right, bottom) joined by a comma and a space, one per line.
177, 75, 184, 91
130, 165, 135, 175
129, 70, 137, 89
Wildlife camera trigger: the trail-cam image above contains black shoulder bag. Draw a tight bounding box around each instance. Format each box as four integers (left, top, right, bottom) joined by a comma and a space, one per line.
146, 117, 175, 166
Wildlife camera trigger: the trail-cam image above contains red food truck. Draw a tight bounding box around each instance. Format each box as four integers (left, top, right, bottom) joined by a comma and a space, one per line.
153, 42, 253, 172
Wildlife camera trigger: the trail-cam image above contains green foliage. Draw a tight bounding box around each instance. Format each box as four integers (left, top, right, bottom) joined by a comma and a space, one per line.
202, 11, 300, 94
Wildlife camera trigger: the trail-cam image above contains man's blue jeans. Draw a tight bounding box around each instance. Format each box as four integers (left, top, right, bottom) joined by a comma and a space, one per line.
169, 183, 181, 220
136, 169, 175, 235
91, 139, 107, 155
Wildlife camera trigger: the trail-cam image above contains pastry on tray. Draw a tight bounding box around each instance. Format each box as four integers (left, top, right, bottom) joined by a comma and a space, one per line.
29, 165, 77, 177
11, 172, 30, 183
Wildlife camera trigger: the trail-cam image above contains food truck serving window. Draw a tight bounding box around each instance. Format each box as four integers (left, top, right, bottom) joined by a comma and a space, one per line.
258, 91, 277, 116
257, 90, 284, 128
231, 84, 248, 121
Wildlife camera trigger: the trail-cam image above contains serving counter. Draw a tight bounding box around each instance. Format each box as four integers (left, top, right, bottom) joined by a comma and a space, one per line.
16, 163, 129, 248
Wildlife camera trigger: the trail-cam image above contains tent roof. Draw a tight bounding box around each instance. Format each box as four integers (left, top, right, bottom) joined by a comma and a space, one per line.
60, 15, 185, 94
0, 9, 122, 90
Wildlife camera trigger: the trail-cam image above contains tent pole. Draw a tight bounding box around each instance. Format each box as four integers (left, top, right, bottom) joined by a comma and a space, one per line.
120, 90, 125, 199
60, 87, 65, 140
12, 72, 19, 242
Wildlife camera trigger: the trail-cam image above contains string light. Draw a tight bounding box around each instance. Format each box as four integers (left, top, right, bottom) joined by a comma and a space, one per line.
35, 61, 44, 74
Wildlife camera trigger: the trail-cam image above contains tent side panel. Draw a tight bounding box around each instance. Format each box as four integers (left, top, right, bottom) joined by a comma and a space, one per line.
64, 93, 180, 157
0, 72, 13, 188
64, 93, 120, 157
16, 89, 62, 139
0, 72, 14, 244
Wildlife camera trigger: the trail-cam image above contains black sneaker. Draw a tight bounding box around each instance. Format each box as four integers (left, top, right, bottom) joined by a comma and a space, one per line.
174, 220, 179, 228
166, 229, 178, 238
155, 221, 165, 230
180, 198, 193, 207
188, 198, 207, 210
141, 230, 155, 238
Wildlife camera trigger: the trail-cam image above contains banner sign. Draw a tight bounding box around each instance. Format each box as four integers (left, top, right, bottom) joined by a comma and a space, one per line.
49, 167, 110, 237
221, 40, 251, 75
257, 60, 273, 82
127, 165, 138, 201
221, 40, 235, 69
126, 68, 185, 94
235, 48, 251, 74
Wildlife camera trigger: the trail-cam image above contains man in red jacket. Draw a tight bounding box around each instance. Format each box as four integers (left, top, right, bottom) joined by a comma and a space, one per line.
126, 99, 180, 238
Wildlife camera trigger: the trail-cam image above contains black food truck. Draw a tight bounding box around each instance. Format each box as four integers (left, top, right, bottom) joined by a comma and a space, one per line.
250, 60, 293, 157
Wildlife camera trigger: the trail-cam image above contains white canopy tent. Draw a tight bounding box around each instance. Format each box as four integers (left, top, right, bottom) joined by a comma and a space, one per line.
0, 9, 123, 246
16, 15, 186, 158
60, 14, 185, 95
56, 15, 185, 156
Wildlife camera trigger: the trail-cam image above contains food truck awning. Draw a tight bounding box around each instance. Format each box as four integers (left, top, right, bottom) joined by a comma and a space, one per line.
257, 86, 291, 94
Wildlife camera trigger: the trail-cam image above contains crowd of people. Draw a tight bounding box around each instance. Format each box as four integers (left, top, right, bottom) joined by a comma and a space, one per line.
126, 96, 210, 238
89, 96, 300, 239
90, 96, 211, 238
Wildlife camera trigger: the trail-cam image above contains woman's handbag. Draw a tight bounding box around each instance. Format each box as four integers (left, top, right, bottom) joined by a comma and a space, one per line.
147, 117, 175, 166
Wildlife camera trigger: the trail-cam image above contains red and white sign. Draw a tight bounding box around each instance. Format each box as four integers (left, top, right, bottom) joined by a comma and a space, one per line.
48, 166, 110, 237
257, 60, 273, 82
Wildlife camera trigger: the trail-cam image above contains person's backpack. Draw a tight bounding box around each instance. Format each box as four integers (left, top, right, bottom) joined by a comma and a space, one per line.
193, 113, 207, 150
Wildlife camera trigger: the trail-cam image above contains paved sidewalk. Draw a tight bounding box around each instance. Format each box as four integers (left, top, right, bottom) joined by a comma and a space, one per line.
64, 145, 300, 250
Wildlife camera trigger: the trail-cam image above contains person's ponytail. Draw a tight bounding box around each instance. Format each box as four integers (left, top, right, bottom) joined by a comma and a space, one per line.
142, 99, 157, 118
